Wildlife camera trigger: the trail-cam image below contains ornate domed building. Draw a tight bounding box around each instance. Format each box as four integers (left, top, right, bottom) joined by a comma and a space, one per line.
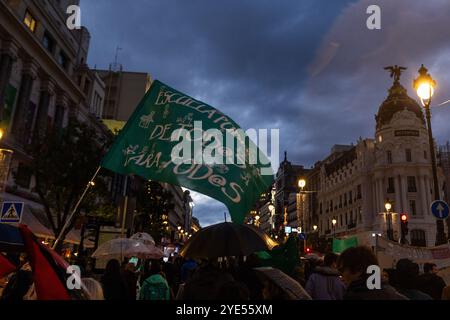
372, 77, 442, 247
309, 69, 447, 247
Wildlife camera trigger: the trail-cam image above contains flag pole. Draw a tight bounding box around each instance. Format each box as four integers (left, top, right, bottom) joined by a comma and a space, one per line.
52, 166, 102, 250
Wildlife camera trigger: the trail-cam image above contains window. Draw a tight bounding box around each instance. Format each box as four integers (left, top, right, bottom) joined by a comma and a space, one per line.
349, 191, 353, 204
345, 212, 348, 225
410, 230, 426, 247
58, 51, 69, 69
340, 214, 343, 226
406, 149, 412, 162
410, 200, 417, 216
344, 193, 347, 206
387, 177, 395, 193
358, 207, 362, 223
42, 31, 55, 53
357, 185, 362, 199
407, 176, 417, 192
387, 150, 392, 164
24, 10, 37, 33
424, 150, 427, 160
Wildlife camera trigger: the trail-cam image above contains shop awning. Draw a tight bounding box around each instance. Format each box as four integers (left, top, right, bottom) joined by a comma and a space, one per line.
0, 193, 93, 247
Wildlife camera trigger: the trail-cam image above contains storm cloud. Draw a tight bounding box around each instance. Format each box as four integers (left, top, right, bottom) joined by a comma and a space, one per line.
81, 0, 450, 226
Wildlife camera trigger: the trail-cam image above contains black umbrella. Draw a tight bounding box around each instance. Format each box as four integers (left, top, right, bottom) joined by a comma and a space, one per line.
180, 222, 279, 259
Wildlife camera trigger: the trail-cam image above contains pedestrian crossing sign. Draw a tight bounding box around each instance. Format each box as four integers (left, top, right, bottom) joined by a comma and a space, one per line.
0, 202, 24, 223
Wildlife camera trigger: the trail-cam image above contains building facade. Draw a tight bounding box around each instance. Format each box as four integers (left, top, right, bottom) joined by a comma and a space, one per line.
274, 152, 309, 234
309, 78, 447, 247
97, 67, 152, 121
0, 0, 109, 247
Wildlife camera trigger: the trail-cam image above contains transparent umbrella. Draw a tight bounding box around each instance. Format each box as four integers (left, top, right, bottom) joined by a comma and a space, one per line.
130, 232, 155, 245
92, 238, 163, 260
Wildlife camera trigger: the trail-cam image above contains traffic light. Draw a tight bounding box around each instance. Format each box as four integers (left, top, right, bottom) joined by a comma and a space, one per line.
400, 213, 408, 244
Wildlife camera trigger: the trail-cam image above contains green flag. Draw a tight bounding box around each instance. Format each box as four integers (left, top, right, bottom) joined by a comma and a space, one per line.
332, 237, 358, 254
102, 80, 274, 223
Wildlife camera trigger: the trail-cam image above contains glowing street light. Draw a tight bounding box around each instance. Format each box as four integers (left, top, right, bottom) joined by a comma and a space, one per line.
298, 179, 306, 190
413, 65, 446, 245
385, 201, 392, 212
413, 64, 436, 104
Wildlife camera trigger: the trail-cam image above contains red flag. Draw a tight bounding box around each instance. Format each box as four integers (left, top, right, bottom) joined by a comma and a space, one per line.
18, 225, 70, 300
0, 254, 16, 278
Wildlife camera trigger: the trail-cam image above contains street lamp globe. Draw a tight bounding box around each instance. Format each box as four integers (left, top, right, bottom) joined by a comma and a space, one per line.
332, 219, 337, 226
385, 202, 392, 212
298, 179, 306, 190
268, 203, 275, 213
313, 225, 318, 231
413, 64, 436, 104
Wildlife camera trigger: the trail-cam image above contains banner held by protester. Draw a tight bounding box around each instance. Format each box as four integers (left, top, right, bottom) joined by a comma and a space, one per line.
101, 80, 274, 223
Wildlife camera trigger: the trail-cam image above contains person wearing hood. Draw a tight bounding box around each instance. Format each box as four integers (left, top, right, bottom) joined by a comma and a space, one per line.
305, 253, 346, 300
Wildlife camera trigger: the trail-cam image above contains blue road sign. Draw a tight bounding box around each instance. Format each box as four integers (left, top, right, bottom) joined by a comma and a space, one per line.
0, 202, 24, 223
431, 200, 449, 220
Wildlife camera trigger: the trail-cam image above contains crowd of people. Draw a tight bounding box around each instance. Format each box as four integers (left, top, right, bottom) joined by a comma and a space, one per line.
77, 245, 450, 301
88, 255, 275, 300
1, 245, 449, 300
304, 246, 449, 300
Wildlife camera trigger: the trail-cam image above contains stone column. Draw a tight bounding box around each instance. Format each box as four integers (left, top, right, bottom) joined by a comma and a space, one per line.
373, 179, 379, 216
400, 175, 408, 213
373, 179, 378, 213
11, 59, 38, 144
54, 93, 68, 131
0, 40, 19, 122
419, 175, 428, 216
378, 177, 385, 214
394, 175, 402, 214
34, 78, 55, 140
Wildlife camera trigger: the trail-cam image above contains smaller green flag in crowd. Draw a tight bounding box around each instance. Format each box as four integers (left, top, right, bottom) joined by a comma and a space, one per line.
332, 237, 358, 254
101, 80, 274, 223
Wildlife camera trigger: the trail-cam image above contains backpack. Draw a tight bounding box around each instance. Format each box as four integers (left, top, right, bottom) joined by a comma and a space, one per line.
139, 275, 169, 300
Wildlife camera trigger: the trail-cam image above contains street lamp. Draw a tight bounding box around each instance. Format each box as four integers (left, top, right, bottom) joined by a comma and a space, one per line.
298, 179, 306, 191
413, 65, 447, 245
297, 178, 306, 237
384, 200, 393, 240
332, 218, 337, 238
313, 225, 318, 231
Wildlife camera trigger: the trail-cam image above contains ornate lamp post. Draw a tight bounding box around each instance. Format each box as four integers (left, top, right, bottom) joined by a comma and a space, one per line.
332, 218, 337, 238
297, 179, 306, 231
413, 65, 447, 245
384, 200, 393, 240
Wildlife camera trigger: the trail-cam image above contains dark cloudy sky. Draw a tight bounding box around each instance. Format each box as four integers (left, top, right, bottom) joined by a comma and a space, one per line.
81, 0, 450, 226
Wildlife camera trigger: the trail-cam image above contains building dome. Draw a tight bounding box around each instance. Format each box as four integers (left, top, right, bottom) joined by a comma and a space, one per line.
375, 81, 425, 130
